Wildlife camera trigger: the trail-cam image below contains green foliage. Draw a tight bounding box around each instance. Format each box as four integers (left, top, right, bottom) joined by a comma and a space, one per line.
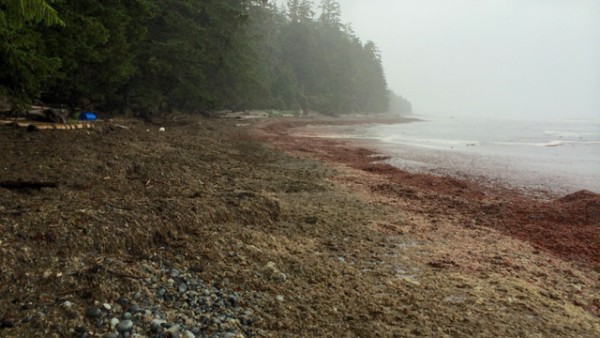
0, 0, 403, 115
0, 0, 63, 109
0, 0, 64, 27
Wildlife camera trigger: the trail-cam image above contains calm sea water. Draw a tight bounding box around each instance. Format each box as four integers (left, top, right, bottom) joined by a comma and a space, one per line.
301, 116, 600, 195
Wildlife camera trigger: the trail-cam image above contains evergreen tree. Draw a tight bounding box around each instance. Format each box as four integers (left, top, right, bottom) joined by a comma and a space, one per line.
0, 0, 63, 27
319, 0, 341, 28
0, 0, 63, 109
0, 0, 402, 116
388, 91, 413, 115
41, 0, 149, 113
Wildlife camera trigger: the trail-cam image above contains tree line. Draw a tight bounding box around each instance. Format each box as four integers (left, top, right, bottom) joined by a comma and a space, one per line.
1, 0, 412, 116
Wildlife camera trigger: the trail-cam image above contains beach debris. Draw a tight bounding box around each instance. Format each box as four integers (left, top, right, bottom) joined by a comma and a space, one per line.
262, 261, 287, 282
0, 120, 94, 130
27, 108, 67, 124
159, 127, 166, 132
78, 111, 97, 121
443, 295, 467, 304
0, 180, 58, 191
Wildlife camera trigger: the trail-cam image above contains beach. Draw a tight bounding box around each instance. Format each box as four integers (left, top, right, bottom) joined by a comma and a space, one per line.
0, 115, 599, 337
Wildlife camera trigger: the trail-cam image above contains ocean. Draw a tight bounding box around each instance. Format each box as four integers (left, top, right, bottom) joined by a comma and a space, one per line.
300, 116, 600, 195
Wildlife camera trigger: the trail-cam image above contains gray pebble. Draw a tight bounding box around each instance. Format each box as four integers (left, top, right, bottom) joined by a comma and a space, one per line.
227, 294, 238, 307
110, 317, 119, 329
85, 307, 102, 318
74, 326, 89, 338
95, 266, 257, 338
116, 297, 128, 306
117, 319, 133, 332
129, 305, 143, 314
167, 324, 181, 337
178, 283, 188, 293
182, 330, 196, 338
150, 319, 164, 332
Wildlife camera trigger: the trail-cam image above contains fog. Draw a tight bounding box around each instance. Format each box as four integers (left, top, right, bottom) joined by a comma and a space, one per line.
335, 0, 600, 120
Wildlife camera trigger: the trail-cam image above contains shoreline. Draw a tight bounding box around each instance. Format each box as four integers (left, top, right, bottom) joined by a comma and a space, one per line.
253, 117, 600, 270
286, 119, 600, 197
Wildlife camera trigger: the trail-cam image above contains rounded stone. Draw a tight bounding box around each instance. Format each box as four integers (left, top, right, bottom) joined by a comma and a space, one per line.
85, 307, 102, 318
150, 319, 164, 333
110, 317, 119, 329
116, 297, 129, 306
157, 288, 167, 298
122, 312, 132, 320
183, 330, 196, 338
129, 305, 143, 314
178, 283, 188, 293
117, 319, 134, 332
275, 272, 287, 282
227, 294, 238, 307
167, 324, 181, 335
74, 326, 88, 338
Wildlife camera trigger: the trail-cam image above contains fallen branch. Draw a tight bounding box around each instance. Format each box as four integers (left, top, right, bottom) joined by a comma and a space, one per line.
0, 181, 58, 190
0, 210, 24, 216
57, 286, 97, 296
106, 270, 146, 280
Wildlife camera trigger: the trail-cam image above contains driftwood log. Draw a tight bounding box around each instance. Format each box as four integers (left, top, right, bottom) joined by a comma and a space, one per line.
0, 181, 58, 191
0, 120, 94, 130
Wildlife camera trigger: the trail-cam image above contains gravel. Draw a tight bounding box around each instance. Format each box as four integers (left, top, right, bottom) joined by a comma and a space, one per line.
60, 264, 257, 337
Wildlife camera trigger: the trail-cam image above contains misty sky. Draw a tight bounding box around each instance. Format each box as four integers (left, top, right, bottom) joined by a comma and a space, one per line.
333, 0, 600, 119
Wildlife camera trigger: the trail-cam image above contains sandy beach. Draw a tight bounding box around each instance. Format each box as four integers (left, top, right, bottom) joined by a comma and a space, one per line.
0, 115, 598, 337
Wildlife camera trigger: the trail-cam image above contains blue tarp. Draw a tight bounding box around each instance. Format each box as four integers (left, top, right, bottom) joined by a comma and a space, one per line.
78, 112, 97, 121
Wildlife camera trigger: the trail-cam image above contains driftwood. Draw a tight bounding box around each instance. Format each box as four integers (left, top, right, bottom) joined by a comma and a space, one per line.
28, 122, 94, 130
27, 109, 67, 124
0, 120, 94, 130
0, 181, 58, 190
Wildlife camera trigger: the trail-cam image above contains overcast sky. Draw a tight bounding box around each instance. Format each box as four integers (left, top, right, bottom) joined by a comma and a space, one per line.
333, 0, 600, 119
